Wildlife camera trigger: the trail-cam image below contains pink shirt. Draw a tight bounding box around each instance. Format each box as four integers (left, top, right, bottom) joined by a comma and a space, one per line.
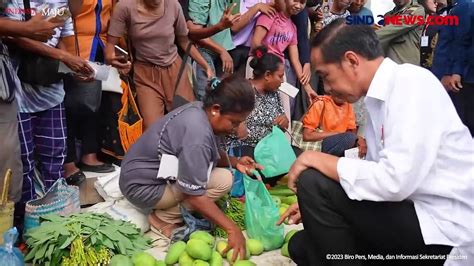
255, 12, 298, 62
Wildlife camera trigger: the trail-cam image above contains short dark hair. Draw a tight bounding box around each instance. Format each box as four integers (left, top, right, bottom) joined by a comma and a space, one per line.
249, 46, 283, 79
203, 76, 255, 114
311, 18, 384, 63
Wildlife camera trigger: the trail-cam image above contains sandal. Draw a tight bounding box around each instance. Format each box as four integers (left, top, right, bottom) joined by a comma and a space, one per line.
78, 162, 115, 173
65, 170, 86, 186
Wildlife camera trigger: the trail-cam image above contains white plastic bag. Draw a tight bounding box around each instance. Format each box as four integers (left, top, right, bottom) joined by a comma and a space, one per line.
94, 168, 123, 201
84, 199, 149, 233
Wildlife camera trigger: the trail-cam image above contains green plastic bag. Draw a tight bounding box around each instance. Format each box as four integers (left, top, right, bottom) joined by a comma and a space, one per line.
254, 126, 297, 178
243, 175, 284, 251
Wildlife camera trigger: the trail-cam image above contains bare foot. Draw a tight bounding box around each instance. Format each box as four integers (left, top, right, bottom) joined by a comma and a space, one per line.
148, 212, 179, 238
81, 153, 106, 166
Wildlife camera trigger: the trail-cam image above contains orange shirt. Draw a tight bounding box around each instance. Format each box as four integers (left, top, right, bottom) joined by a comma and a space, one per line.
62, 0, 114, 61
303, 96, 356, 133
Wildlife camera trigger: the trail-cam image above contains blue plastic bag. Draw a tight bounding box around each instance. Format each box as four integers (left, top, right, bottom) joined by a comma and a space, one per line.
243, 175, 284, 251
229, 144, 244, 197
0, 228, 25, 266
254, 126, 296, 178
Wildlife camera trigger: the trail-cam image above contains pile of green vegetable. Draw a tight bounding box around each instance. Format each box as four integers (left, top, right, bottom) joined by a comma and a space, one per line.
213, 196, 245, 238
24, 213, 152, 266
163, 230, 261, 266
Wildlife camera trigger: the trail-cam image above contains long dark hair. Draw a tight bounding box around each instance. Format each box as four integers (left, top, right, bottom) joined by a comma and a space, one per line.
203, 76, 255, 114
249, 46, 283, 79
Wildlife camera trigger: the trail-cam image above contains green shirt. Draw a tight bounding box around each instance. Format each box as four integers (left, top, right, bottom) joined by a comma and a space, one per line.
376, 2, 425, 65
188, 0, 235, 51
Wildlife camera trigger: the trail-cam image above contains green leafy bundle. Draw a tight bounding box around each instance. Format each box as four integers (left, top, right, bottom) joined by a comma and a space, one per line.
214, 196, 245, 238
25, 213, 152, 265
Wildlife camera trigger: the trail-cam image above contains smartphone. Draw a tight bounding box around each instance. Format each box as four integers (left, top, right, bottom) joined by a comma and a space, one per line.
114, 45, 129, 63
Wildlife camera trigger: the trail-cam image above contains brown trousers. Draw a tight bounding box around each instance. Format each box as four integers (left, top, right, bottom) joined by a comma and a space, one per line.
154, 168, 233, 224
133, 57, 195, 129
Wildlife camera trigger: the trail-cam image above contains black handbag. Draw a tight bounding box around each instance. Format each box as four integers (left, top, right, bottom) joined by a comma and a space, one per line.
63, 18, 102, 115
17, 0, 62, 86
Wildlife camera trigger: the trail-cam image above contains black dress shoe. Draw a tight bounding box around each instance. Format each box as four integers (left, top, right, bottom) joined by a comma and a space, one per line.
65, 170, 86, 186
78, 162, 115, 173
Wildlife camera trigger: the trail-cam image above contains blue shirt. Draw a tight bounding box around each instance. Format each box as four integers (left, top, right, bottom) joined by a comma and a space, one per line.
5, 0, 74, 113
350, 6, 373, 18
432, 0, 474, 83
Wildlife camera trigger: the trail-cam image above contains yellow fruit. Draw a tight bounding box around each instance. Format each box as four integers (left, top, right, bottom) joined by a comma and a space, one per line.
186, 239, 213, 261
190, 231, 215, 248
246, 239, 264, 256
132, 252, 157, 266
284, 230, 298, 243
178, 252, 194, 266
281, 243, 289, 257
193, 259, 210, 266
209, 251, 223, 266
233, 261, 256, 266
165, 241, 186, 265
226, 248, 250, 263
215, 240, 228, 256
110, 255, 133, 266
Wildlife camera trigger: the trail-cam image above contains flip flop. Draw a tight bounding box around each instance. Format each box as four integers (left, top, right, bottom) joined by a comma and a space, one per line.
65, 170, 86, 186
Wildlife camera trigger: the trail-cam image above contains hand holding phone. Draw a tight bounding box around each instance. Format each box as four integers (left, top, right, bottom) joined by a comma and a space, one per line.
114, 45, 129, 63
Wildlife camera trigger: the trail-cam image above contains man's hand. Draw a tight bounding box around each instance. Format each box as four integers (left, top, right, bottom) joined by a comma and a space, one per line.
25, 14, 63, 42
218, 3, 241, 30
72, 74, 94, 82
357, 137, 367, 159
288, 151, 313, 192
300, 63, 311, 85
441, 75, 454, 91
313, 22, 323, 34
274, 114, 289, 130
304, 85, 319, 104
236, 156, 264, 180
257, 3, 276, 17
449, 74, 463, 92
220, 50, 234, 74
62, 54, 95, 77
277, 203, 301, 225
106, 54, 132, 73
223, 225, 247, 263
316, 8, 324, 21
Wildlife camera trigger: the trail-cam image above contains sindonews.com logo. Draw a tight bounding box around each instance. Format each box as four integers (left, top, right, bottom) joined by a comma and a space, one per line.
0, 6, 67, 17
346, 15, 459, 26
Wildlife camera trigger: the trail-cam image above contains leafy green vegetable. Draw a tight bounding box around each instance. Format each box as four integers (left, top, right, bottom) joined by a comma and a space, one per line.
24, 213, 152, 265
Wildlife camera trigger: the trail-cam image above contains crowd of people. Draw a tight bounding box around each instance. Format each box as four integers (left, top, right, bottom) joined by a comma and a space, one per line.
0, 0, 473, 265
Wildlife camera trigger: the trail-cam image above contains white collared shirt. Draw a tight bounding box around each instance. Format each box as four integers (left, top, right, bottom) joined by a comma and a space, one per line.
337, 58, 474, 264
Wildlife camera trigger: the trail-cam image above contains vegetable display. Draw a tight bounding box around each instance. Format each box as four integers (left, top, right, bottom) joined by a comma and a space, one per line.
24, 213, 151, 265
213, 196, 245, 238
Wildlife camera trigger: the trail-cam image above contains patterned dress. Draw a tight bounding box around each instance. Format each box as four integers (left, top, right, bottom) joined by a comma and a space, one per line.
228, 88, 285, 148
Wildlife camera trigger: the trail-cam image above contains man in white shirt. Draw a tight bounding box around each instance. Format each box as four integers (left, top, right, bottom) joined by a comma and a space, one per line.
279, 18, 474, 266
